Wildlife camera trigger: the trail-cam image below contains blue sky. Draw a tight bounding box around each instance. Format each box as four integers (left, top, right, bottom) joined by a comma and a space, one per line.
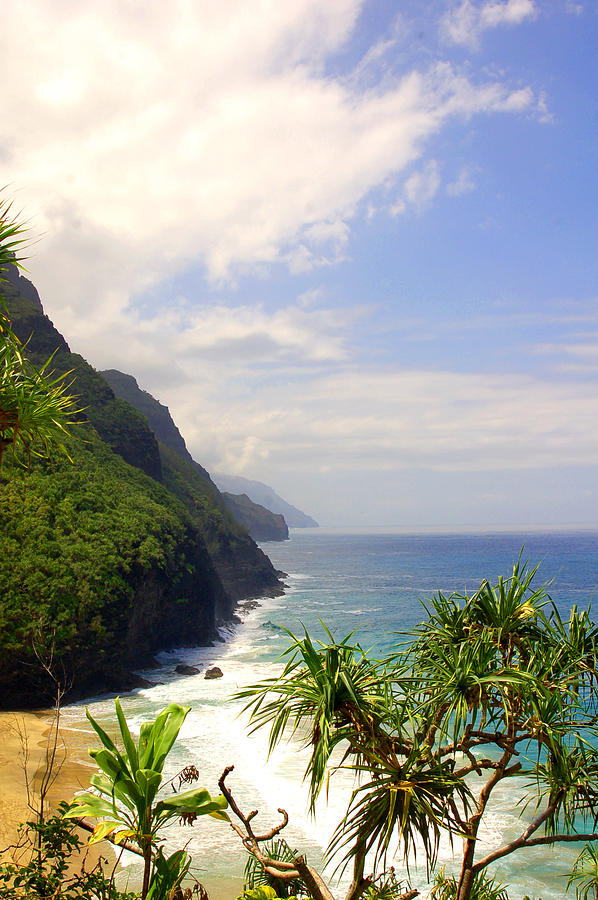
2, 0, 597, 527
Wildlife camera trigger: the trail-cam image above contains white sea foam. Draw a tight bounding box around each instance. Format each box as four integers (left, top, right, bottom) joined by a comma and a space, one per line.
61, 532, 598, 899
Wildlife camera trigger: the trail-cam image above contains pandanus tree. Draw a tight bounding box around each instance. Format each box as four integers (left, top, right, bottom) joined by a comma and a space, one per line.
0, 195, 79, 467
64, 699, 229, 900
237, 558, 598, 900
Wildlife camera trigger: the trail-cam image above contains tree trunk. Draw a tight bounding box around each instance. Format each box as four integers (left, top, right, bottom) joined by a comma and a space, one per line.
141, 841, 152, 899
455, 834, 477, 900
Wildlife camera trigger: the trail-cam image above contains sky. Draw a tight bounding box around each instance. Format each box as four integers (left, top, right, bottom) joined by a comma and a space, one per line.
2, 0, 597, 528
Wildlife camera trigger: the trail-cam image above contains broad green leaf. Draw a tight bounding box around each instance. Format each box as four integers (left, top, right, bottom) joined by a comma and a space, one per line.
89, 820, 121, 844
63, 792, 119, 821
154, 788, 228, 821
86, 708, 132, 778
141, 703, 191, 772
115, 696, 139, 772
89, 773, 138, 816
135, 768, 163, 806
112, 828, 137, 845
90, 748, 143, 806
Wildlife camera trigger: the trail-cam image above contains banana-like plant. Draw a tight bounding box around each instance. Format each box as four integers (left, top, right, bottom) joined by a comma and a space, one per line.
64, 698, 229, 899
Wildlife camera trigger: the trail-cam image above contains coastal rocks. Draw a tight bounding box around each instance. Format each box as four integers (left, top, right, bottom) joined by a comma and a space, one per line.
220, 492, 289, 542
205, 666, 223, 680
175, 664, 200, 676
237, 599, 262, 613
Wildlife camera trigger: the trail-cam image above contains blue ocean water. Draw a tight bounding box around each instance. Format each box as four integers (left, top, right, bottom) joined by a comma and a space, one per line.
63, 529, 598, 899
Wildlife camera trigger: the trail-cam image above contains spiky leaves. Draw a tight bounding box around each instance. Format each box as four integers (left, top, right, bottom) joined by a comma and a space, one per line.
568, 844, 598, 900
65, 698, 228, 899
237, 626, 391, 810
0, 195, 80, 467
238, 559, 598, 900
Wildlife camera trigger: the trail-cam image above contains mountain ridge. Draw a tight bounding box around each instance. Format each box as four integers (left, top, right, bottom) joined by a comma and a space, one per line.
214, 473, 318, 528
101, 368, 290, 542
0, 265, 283, 707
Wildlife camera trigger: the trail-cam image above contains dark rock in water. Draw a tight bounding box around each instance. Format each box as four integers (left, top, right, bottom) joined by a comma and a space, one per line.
147, 657, 163, 669
175, 664, 200, 676
232, 614, 243, 625
126, 674, 157, 690
238, 599, 262, 612
205, 666, 223, 679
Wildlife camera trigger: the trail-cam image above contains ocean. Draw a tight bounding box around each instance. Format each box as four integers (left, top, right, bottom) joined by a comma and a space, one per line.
62, 529, 598, 899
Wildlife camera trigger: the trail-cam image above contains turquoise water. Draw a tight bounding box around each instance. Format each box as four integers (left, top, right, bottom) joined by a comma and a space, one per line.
62, 529, 598, 899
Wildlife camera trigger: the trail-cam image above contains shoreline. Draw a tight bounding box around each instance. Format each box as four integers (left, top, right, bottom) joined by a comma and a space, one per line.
0, 597, 275, 899
0, 708, 244, 900
0, 708, 97, 855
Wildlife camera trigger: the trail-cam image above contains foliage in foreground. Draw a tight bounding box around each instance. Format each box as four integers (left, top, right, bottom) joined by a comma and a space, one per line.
8, 560, 598, 900
0, 195, 80, 468
0, 806, 137, 899
567, 843, 598, 900
238, 558, 598, 900
64, 699, 229, 900
431, 868, 509, 900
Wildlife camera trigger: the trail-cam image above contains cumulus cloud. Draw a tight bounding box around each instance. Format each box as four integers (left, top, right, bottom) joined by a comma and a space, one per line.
442, 0, 537, 49
0, 0, 535, 327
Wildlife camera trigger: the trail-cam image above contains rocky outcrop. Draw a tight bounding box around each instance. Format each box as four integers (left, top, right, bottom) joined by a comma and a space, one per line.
205, 666, 223, 680
222, 492, 289, 542
214, 473, 318, 528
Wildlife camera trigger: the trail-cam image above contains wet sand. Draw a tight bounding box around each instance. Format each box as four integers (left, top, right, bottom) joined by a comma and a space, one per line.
0, 709, 97, 852
0, 710, 243, 899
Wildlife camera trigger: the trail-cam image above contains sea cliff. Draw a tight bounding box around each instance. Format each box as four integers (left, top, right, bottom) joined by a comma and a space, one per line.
0, 265, 284, 709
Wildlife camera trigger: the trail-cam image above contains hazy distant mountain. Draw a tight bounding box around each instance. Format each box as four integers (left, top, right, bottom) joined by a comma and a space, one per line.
221, 493, 289, 542
214, 474, 318, 528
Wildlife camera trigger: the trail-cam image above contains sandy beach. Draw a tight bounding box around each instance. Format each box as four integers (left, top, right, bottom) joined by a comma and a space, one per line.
0, 708, 242, 899
0, 709, 97, 857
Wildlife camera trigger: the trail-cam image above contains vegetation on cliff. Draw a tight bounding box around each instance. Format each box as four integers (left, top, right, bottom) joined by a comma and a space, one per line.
0, 427, 227, 707
101, 368, 291, 543
221, 491, 289, 542
0, 212, 282, 708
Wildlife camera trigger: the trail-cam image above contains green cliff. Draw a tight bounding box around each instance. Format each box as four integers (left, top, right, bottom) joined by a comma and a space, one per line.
101, 368, 290, 543
0, 266, 283, 708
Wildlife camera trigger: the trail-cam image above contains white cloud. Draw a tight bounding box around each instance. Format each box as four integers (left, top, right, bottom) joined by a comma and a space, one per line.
165, 364, 598, 479
392, 160, 441, 214
0, 0, 535, 328
446, 164, 477, 196
442, 0, 537, 49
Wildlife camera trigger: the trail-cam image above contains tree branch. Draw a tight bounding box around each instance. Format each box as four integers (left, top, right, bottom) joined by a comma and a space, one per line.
473, 830, 598, 874
218, 766, 335, 900
73, 817, 143, 858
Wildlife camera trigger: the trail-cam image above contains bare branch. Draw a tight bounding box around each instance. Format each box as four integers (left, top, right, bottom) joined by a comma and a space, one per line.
73, 817, 144, 858
219, 766, 337, 900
